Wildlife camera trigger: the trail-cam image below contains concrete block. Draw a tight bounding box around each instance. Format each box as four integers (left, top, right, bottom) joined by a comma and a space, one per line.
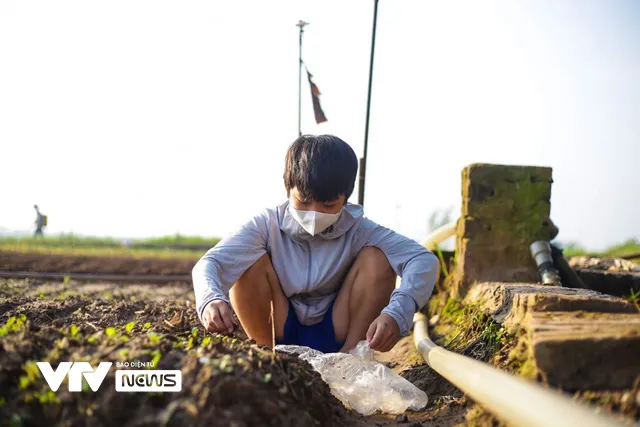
575, 268, 640, 298
464, 282, 637, 329
528, 312, 640, 390
454, 163, 554, 296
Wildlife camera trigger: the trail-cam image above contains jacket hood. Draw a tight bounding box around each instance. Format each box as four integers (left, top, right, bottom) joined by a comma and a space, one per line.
278, 200, 363, 242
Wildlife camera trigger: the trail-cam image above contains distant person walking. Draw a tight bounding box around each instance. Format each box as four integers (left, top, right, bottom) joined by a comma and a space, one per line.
33, 205, 47, 237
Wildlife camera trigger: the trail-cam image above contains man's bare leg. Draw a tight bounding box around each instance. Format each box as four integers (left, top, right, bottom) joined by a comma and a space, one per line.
229, 254, 289, 347
332, 247, 397, 352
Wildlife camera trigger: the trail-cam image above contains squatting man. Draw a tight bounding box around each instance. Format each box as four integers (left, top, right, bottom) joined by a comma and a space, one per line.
193, 134, 438, 353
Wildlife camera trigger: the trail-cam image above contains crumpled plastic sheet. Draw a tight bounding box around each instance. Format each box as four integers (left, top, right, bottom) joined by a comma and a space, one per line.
274, 340, 428, 416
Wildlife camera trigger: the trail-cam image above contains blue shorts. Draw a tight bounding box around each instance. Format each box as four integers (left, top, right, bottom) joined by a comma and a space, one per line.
275, 299, 344, 353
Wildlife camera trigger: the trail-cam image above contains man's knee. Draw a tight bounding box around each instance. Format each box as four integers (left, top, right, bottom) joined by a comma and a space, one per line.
235, 254, 274, 289
356, 247, 396, 284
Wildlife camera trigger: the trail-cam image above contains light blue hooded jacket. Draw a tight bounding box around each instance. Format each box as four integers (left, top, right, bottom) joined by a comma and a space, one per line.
192, 200, 439, 337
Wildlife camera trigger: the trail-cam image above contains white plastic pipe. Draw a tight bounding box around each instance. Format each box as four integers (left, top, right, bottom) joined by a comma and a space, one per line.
396, 220, 459, 289
421, 221, 457, 250
413, 313, 626, 427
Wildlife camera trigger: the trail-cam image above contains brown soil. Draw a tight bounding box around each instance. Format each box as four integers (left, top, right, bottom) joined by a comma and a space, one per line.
0, 279, 354, 427
0, 278, 471, 427
0, 251, 198, 276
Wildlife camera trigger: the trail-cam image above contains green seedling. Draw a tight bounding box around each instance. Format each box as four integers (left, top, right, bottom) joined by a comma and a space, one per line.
143, 322, 151, 330
229, 337, 238, 350
23, 361, 41, 382
19, 376, 30, 389
0, 314, 27, 337
105, 327, 117, 338
150, 350, 162, 368
56, 338, 70, 349
70, 325, 79, 337
46, 348, 61, 362
629, 289, 640, 312
147, 332, 161, 345
36, 390, 60, 404
125, 322, 135, 334
219, 357, 233, 373
55, 290, 72, 300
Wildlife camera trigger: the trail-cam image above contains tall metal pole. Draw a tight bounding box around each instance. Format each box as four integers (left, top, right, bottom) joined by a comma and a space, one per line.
297, 20, 308, 137
358, 0, 379, 207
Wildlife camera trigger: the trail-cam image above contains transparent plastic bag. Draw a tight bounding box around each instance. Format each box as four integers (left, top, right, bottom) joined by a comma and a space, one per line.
275, 340, 428, 416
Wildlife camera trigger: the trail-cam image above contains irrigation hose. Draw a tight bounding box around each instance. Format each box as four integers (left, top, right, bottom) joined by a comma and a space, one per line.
413, 313, 626, 427
421, 221, 457, 250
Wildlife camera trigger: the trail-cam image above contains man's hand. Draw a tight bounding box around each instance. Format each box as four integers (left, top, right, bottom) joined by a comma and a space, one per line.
366, 313, 400, 352
202, 300, 237, 334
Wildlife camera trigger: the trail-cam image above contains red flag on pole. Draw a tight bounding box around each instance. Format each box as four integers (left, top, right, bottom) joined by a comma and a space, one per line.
306, 68, 328, 124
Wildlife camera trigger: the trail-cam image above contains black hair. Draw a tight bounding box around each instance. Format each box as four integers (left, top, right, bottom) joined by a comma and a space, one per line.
284, 134, 358, 203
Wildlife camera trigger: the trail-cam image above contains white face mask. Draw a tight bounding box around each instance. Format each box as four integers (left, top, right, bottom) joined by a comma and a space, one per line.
289, 204, 342, 236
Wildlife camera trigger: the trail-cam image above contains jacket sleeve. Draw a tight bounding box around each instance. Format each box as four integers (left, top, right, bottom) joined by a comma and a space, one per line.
192, 212, 269, 322
359, 218, 439, 336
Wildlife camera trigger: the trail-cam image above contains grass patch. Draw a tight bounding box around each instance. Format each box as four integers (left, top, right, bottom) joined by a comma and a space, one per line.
135, 235, 221, 246
563, 238, 640, 261
1, 234, 220, 247
0, 243, 202, 259
430, 294, 514, 360
604, 238, 640, 258
628, 289, 640, 312
0, 234, 220, 258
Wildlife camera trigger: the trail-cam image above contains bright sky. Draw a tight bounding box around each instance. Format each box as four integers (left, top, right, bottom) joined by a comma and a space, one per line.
1, 0, 638, 251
